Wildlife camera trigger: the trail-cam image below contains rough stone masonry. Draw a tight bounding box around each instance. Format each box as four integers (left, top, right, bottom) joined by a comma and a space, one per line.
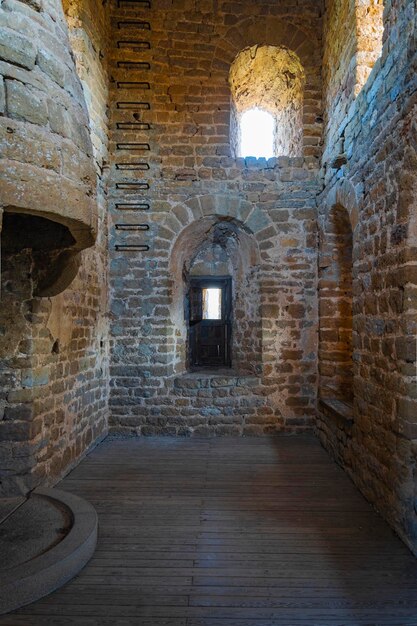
0, 0, 417, 559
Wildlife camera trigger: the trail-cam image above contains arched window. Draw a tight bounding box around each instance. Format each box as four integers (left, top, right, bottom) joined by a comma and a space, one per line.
229, 45, 305, 158
355, 0, 384, 93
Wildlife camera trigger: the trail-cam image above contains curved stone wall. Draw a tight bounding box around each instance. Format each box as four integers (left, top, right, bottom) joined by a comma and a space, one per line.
0, 0, 97, 258
0, 0, 109, 498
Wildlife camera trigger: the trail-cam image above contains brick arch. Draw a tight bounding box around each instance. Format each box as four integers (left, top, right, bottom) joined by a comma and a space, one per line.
212, 16, 318, 71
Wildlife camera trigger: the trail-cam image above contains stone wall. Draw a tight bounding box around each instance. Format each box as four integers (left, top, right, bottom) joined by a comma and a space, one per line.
108, 0, 323, 436
0, 0, 110, 496
318, 0, 417, 555
1, 0, 417, 561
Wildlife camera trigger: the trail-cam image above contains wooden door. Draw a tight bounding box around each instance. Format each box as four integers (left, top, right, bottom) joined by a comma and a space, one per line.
189, 277, 231, 367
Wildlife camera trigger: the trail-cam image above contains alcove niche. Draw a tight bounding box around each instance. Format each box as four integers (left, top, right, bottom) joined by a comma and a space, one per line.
229, 45, 305, 158
169, 216, 262, 375
319, 204, 354, 406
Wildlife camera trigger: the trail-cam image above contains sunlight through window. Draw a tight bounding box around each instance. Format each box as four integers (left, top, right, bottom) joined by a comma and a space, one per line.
240, 108, 275, 158
202, 288, 222, 320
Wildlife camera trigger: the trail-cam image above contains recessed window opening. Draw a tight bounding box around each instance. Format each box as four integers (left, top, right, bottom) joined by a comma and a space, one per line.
202, 288, 222, 320
355, 0, 384, 94
239, 108, 275, 158
229, 45, 305, 158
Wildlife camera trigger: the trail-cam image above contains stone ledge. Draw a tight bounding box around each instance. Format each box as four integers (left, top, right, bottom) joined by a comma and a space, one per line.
174, 370, 261, 390
319, 398, 354, 430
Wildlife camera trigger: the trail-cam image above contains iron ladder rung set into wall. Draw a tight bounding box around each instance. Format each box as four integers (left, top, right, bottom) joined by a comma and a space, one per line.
112, 0, 153, 252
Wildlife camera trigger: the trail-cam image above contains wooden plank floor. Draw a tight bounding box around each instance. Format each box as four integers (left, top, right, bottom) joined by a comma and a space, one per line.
2, 435, 417, 625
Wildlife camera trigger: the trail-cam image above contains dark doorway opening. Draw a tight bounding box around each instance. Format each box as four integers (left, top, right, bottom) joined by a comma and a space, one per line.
189, 277, 232, 368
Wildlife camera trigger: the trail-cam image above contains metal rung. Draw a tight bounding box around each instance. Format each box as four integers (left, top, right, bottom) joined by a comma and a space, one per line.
118, 21, 151, 29
117, 81, 150, 90
115, 203, 150, 210
116, 122, 151, 130
117, 41, 151, 50
117, 0, 151, 7
116, 163, 150, 170
116, 143, 150, 150
116, 102, 150, 110
116, 182, 150, 190
117, 61, 151, 70
115, 244, 150, 252
115, 224, 149, 231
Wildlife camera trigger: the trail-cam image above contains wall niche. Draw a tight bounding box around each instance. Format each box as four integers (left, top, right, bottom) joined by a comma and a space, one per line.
229, 45, 305, 158
170, 217, 262, 376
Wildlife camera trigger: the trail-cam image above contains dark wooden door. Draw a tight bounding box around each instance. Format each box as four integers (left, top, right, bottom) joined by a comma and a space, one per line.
189, 277, 231, 367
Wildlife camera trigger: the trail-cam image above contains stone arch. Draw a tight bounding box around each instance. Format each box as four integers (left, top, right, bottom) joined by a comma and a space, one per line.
167, 207, 264, 375
213, 17, 318, 71
164, 194, 276, 248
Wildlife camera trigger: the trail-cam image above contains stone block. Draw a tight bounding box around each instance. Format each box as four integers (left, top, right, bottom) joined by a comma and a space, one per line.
397, 398, 417, 422
21, 368, 49, 388
5, 80, 48, 126
210, 377, 235, 388
47, 98, 69, 136
4, 405, 34, 421
36, 47, 66, 87
0, 27, 37, 70
0, 418, 41, 442
395, 337, 416, 363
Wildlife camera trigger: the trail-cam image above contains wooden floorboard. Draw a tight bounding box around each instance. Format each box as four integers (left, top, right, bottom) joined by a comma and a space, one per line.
2, 435, 417, 626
